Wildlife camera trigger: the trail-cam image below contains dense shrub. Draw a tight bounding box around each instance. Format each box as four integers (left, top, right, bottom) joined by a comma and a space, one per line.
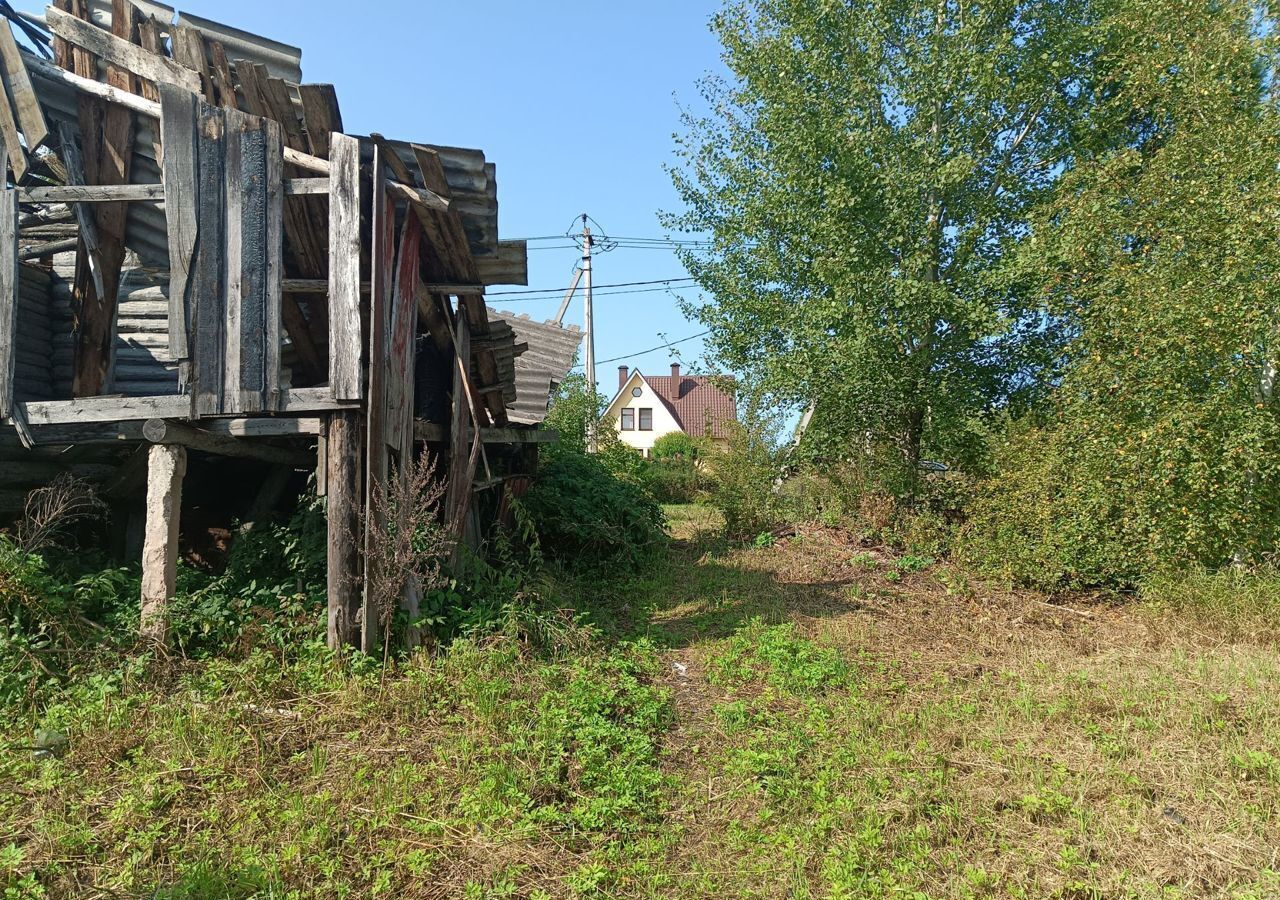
526, 449, 666, 565
0, 538, 136, 711
651, 432, 703, 462
647, 460, 709, 505
705, 416, 785, 539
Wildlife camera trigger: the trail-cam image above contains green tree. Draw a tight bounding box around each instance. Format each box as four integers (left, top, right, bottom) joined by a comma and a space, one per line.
651, 431, 703, 462
668, 0, 1101, 482
965, 0, 1280, 583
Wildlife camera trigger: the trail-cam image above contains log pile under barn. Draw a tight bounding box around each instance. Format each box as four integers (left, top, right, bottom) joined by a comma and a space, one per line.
0, 2, 582, 652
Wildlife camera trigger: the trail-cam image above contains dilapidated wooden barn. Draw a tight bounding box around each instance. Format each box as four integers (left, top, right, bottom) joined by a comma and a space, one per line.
0, 2, 582, 652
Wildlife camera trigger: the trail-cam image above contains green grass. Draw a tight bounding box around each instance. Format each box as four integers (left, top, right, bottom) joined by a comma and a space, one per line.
4, 504, 1280, 897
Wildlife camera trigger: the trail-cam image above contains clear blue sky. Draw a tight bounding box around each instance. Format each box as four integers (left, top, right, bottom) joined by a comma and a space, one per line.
17, 0, 728, 394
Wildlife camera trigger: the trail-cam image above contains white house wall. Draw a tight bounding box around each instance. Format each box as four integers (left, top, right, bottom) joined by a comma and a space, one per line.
605, 372, 683, 455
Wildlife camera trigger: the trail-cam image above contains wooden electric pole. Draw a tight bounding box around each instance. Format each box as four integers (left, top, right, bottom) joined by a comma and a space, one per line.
582, 214, 597, 452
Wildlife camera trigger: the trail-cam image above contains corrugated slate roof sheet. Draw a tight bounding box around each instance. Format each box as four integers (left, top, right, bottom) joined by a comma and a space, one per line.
489, 309, 583, 425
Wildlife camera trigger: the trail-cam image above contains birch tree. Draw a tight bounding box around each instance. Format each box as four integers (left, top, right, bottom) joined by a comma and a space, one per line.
668, 0, 1101, 481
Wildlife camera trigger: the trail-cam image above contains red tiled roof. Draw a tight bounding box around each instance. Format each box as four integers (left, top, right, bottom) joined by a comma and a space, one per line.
642, 374, 737, 439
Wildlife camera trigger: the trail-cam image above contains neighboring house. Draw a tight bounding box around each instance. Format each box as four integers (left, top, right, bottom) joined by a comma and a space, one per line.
605, 363, 737, 457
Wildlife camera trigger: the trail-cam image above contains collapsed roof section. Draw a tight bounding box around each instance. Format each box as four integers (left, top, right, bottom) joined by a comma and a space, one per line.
0, 2, 581, 429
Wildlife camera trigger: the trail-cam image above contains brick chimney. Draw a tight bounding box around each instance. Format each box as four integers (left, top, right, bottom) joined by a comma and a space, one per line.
671, 362, 681, 379
618, 366, 629, 388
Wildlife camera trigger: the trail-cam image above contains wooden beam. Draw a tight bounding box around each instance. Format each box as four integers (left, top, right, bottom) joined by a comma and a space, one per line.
0, 415, 324, 446
17, 183, 165, 203
414, 421, 560, 445
325, 410, 362, 650
140, 442, 185, 644
142, 418, 315, 468
327, 133, 362, 401
22, 49, 329, 172
0, 189, 16, 420
45, 6, 203, 94
0, 16, 48, 151
362, 143, 394, 655
284, 177, 328, 195
297, 83, 342, 159
158, 83, 196, 361
53, 120, 105, 301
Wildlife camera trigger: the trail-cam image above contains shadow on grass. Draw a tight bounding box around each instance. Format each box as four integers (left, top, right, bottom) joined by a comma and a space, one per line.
556, 524, 861, 649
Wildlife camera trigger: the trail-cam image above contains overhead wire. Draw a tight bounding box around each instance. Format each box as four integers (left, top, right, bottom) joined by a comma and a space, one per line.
573, 331, 713, 367
488, 277, 697, 297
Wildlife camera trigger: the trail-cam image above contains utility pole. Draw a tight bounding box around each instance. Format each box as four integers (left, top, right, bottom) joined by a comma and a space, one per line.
582, 213, 597, 452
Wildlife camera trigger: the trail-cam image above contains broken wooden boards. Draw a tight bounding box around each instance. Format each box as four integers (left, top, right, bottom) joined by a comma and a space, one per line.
0, 19, 48, 181
159, 85, 283, 417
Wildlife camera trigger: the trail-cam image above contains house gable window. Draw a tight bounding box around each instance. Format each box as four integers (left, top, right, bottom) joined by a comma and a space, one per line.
620, 408, 635, 431
639, 408, 653, 431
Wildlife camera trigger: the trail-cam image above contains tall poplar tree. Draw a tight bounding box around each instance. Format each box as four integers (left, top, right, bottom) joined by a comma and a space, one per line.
668, 0, 1101, 478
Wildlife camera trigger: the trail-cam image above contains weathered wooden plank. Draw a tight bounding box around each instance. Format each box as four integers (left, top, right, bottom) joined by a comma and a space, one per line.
0, 190, 17, 420
386, 212, 421, 456
297, 83, 341, 159
461, 293, 509, 427
0, 20, 48, 151
230, 109, 270, 413
283, 177, 328, 195
327, 133, 362, 401
52, 121, 104, 303
158, 84, 197, 360
169, 24, 214, 103
18, 394, 189, 426
18, 238, 79, 260
414, 421, 560, 445
362, 144, 394, 654
207, 40, 237, 110
0, 415, 323, 446
221, 107, 244, 413
190, 101, 226, 417
45, 6, 203, 95
413, 144, 477, 281
0, 64, 27, 181
264, 119, 283, 411
18, 183, 165, 203
134, 14, 164, 103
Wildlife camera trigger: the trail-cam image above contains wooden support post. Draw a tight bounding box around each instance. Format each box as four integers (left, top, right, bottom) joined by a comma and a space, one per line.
362, 143, 394, 655
140, 442, 185, 644
326, 410, 363, 650
0, 189, 16, 421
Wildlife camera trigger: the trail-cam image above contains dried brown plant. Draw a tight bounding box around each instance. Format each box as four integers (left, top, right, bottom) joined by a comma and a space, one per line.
16, 473, 108, 553
363, 451, 449, 647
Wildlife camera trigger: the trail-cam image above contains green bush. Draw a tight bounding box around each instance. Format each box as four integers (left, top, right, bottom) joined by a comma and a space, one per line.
705, 413, 785, 539
0, 538, 136, 712
168, 495, 327, 656
647, 459, 709, 505
526, 449, 666, 566
651, 432, 703, 462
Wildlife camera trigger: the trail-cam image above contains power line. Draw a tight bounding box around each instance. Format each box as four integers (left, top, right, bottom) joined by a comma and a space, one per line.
491, 285, 699, 305
573, 331, 712, 367
488, 277, 696, 297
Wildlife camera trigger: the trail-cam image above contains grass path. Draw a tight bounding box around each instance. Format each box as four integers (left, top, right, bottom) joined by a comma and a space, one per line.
4, 506, 1279, 898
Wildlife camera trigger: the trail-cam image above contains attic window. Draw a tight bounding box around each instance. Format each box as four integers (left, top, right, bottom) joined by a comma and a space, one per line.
621, 409, 635, 430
